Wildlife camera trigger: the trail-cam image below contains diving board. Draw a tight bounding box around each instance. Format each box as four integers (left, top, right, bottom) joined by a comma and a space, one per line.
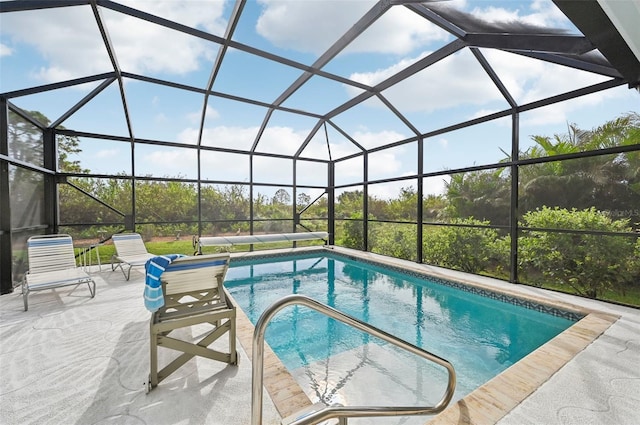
195, 232, 328, 253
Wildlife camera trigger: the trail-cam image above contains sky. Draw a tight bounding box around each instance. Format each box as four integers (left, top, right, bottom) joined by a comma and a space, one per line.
1, 0, 638, 201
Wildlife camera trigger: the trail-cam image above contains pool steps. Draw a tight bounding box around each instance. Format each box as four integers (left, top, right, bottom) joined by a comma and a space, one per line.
251, 294, 456, 425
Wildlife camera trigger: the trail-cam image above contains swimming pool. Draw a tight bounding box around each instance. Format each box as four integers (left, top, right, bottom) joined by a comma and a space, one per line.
225, 250, 578, 417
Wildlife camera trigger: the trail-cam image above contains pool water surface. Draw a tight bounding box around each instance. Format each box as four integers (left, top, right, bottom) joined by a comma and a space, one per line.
225, 252, 576, 410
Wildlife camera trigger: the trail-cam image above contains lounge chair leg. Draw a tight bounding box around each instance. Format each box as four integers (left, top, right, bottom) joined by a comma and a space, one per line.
113, 261, 131, 280
230, 315, 237, 365
22, 283, 28, 312
149, 318, 159, 390
87, 280, 96, 298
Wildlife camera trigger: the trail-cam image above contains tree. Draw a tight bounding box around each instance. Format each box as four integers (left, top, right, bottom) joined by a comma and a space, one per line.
341, 212, 365, 250
9, 110, 87, 172
440, 113, 640, 228
297, 192, 311, 207
335, 190, 364, 223
519, 113, 640, 225
8, 110, 44, 165
423, 194, 447, 222
272, 189, 291, 205
385, 186, 417, 221
201, 184, 249, 234
8, 110, 98, 233
445, 169, 510, 225
57, 133, 88, 173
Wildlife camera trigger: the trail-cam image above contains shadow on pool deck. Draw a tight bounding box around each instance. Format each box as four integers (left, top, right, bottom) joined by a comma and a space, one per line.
1, 246, 638, 425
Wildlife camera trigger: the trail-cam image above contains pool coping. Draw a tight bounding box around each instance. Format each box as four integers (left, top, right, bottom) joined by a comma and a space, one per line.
227, 245, 619, 424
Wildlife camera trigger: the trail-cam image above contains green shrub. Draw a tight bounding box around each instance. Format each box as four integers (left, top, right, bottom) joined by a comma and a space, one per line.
370, 223, 417, 261
519, 206, 636, 298
422, 218, 499, 273
341, 213, 365, 250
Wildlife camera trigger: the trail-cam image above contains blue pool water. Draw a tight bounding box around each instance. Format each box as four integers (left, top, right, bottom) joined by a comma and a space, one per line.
225, 252, 575, 401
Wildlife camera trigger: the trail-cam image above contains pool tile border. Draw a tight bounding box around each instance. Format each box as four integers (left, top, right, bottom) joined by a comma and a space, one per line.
427, 312, 617, 425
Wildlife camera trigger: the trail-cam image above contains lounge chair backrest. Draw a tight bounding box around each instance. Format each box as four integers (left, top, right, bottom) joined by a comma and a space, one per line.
159, 253, 230, 319
27, 234, 77, 273
112, 233, 149, 257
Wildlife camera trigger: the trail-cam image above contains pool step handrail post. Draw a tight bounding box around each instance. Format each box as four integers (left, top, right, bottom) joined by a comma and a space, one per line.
251, 294, 456, 425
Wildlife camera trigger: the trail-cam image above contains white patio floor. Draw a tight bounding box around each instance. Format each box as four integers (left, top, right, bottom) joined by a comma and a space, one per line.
1, 247, 639, 425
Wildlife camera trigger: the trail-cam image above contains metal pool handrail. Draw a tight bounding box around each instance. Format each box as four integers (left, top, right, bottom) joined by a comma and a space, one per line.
251, 294, 457, 425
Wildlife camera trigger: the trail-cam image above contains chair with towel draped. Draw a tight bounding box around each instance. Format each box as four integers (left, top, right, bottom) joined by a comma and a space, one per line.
111, 233, 155, 280
147, 252, 237, 390
22, 234, 96, 311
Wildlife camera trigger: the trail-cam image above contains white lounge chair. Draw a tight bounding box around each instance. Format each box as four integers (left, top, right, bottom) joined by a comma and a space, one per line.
22, 234, 96, 311
111, 233, 155, 280
148, 253, 237, 390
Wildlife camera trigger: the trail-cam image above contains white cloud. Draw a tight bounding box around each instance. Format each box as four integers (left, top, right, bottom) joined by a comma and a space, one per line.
299, 129, 364, 160
368, 150, 403, 180
344, 6, 451, 55
187, 104, 219, 125
520, 88, 621, 127
253, 0, 571, 65
142, 148, 197, 176
480, 49, 613, 125
368, 180, 415, 200
0, 43, 13, 57
95, 149, 119, 159
255, 126, 309, 155
349, 54, 426, 87
2, 8, 108, 82
326, 141, 361, 159
200, 150, 249, 182
155, 113, 168, 124
2, 2, 226, 84
349, 50, 505, 113
423, 175, 448, 196
469, 0, 571, 29
204, 104, 220, 121
346, 42, 615, 118
469, 6, 521, 25
256, 0, 375, 55
253, 155, 293, 184
469, 109, 504, 120
167, 124, 406, 185
353, 129, 405, 150
184, 125, 259, 151
256, 0, 449, 56
331, 0, 597, 117
190, 124, 404, 161
119, 0, 226, 35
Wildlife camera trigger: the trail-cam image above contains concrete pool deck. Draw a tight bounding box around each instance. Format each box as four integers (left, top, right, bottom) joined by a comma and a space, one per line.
1, 246, 638, 424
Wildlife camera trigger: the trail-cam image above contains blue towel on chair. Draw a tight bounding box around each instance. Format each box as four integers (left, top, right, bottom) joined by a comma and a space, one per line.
144, 254, 185, 312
